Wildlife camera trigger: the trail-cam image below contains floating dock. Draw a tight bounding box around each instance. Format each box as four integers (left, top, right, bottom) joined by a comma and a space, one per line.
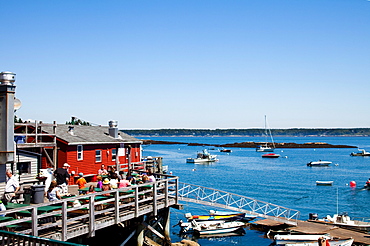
253, 219, 370, 245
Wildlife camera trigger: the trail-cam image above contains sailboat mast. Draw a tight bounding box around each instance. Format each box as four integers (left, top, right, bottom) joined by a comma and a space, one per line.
265, 115, 276, 149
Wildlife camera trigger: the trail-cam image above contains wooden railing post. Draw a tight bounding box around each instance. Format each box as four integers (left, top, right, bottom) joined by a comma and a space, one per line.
31, 207, 38, 236
134, 186, 139, 217
153, 183, 157, 216
114, 190, 119, 224
89, 195, 95, 237
164, 179, 168, 207
61, 201, 68, 241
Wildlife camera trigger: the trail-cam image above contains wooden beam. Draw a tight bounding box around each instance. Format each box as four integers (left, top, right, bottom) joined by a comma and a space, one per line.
142, 222, 165, 239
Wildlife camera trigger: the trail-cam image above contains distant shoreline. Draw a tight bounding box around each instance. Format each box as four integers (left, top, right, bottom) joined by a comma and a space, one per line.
121, 128, 370, 137
141, 139, 357, 149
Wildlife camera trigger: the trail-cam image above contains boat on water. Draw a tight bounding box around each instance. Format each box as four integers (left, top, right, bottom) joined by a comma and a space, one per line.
256, 115, 276, 152
220, 148, 232, 153
350, 149, 370, 156
274, 234, 353, 246
186, 149, 219, 163
185, 212, 246, 222
307, 160, 332, 167
209, 210, 256, 221
316, 181, 334, 186
262, 153, 280, 158
179, 219, 246, 235
310, 213, 370, 232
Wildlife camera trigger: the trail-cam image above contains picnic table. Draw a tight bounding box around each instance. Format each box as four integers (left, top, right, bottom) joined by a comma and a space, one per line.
78, 187, 102, 194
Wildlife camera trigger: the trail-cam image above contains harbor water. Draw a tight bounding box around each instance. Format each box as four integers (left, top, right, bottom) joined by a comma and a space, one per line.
141, 136, 370, 245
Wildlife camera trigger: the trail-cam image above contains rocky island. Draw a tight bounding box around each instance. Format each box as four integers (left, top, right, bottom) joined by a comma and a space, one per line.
141, 140, 356, 149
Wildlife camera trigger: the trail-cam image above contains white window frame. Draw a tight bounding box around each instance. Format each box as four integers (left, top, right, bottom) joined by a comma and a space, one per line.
112, 148, 117, 161
95, 150, 102, 163
77, 145, 83, 161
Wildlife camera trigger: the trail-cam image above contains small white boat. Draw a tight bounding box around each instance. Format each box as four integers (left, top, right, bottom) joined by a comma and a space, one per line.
350, 149, 370, 156
274, 234, 353, 246
180, 220, 245, 235
209, 210, 256, 221
316, 181, 334, 186
313, 213, 370, 232
186, 149, 219, 163
262, 153, 280, 158
307, 160, 332, 167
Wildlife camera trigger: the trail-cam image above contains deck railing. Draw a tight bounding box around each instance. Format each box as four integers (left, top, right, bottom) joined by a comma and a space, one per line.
0, 175, 178, 241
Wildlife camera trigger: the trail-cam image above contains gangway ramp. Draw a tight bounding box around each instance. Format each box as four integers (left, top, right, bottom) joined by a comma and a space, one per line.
177, 182, 300, 226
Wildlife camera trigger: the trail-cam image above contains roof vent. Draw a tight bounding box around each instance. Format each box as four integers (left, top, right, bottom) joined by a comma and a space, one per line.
109, 120, 118, 138
68, 126, 74, 135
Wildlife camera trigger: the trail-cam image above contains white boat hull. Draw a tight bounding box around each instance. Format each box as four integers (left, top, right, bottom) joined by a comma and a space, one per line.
180, 220, 245, 235
307, 161, 332, 166
186, 157, 218, 163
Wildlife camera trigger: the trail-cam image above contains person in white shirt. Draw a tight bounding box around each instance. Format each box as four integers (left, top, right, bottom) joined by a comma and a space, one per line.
2, 169, 20, 203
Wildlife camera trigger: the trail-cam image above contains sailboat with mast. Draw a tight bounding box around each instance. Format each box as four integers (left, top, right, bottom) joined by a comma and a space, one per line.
256, 115, 276, 152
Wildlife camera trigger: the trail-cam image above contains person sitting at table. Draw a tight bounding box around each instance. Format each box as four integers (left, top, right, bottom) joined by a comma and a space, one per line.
101, 178, 111, 196
107, 166, 117, 179
98, 164, 108, 176
118, 179, 131, 188
118, 171, 126, 181
0, 200, 6, 217
110, 173, 119, 189
87, 185, 96, 194
46, 180, 61, 202
147, 169, 156, 182
139, 175, 150, 184
76, 173, 87, 194
126, 170, 135, 184
96, 175, 103, 189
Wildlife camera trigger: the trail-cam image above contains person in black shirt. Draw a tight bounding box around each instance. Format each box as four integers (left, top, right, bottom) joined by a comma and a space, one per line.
54, 163, 70, 194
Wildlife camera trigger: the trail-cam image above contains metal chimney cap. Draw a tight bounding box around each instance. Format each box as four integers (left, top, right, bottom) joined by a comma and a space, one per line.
109, 120, 118, 128
0, 71, 16, 85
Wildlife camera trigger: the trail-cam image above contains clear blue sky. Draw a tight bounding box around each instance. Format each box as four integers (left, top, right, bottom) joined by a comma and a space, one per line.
2, 0, 369, 129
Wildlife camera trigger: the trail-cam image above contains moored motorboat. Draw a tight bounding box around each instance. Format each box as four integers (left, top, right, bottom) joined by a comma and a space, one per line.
350, 149, 370, 156
186, 149, 219, 163
307, 160, 332, 167
316, 181, 334, 186
209, 210, 256, 222
220, 148, 232, 153
185, 212, 247, 222
262, 153, 280, 158
310, 212, 370, 232
274, 234, 353, 246
179, 219, 246, 235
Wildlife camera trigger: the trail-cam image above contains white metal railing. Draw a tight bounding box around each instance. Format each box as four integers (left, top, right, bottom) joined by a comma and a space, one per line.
178, 182, 300, 225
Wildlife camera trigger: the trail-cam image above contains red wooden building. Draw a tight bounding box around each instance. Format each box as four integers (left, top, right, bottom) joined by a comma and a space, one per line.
15, 121, 143, 183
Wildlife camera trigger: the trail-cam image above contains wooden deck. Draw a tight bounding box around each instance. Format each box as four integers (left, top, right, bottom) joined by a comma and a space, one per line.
0, 175, 179, 242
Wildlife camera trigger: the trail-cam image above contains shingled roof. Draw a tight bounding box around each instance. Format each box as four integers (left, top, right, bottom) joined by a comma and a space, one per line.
42, 124, 141, 145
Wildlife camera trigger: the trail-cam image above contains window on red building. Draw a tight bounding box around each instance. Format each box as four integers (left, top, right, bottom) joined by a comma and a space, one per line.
95, 150, 102, 162
112, 148, 116, 161
77, 145, 83, 160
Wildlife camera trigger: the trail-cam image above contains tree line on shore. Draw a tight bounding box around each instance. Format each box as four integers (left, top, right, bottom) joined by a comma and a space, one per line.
121, 128, 370, 137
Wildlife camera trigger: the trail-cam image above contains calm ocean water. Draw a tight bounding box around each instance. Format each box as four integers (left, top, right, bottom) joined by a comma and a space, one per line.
141, 136, 370, 245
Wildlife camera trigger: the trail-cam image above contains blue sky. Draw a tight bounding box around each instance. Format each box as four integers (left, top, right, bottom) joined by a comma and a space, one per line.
2, 0, 369, 129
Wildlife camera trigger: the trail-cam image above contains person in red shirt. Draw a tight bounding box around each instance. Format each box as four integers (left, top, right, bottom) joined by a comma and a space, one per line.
76, 173, 87, 194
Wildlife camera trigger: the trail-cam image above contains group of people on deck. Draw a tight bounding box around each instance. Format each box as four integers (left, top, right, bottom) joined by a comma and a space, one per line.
1, 163, 157, 205
94, 164, 156, 196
